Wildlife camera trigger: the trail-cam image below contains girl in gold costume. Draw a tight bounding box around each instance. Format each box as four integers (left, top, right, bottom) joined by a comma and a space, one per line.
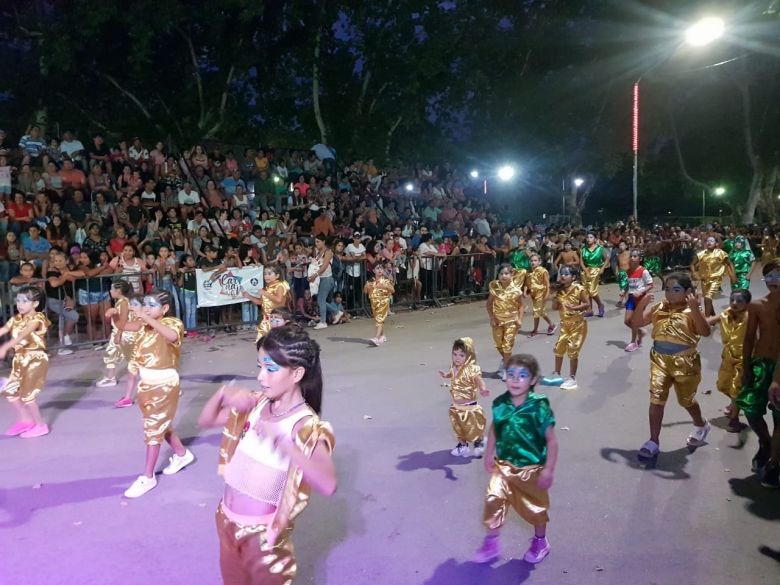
199, 325, 336, 585
0, 286, 52, 438
541, 266, 589, 391
690, 236, 734, 317
487, 263, 526, 380
95, 281, 138, 400
526, 254, 555, 338
123, 289, 195, 498
438, 337, 490, 457
707, 289, 750, 433
632, 273, 711, 467
364, 261, 395, 346
244, 265, 293, 343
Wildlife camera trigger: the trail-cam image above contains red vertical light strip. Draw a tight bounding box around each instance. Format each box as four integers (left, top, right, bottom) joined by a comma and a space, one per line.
632, 82, 640, 153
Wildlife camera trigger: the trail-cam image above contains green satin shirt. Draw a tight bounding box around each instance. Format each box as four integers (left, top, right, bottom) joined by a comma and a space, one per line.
492, 391, 555, 468
581, 245, 605, 268
509, 248, 531, 271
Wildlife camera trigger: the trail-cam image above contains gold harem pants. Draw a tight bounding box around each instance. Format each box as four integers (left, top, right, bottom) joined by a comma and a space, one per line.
553, 318, 587, 359
256, 317, 271, 343
2, 350, 48, 404
483, 460, 550, 529
103, 332, 135, 371
700, 278, 721, 300
216, 504, 297, 585
448, 403, 486, 443
492, 319, 519, 355
530, 292, 547, 319
649, 349, 701, 408
371, 297, 390, 325
716, 350, 742, 400
137, 368, 181, 446
581, 267, 602, 298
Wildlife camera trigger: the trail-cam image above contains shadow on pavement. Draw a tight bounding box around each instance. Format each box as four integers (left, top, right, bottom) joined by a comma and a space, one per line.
758, 545, 780, 562
327, 336, 374, 346
396, 450, 474, 481
600, 446, 692, 480
422, 557, 532, 584
605, 340, 627, 350
42, 378, 96, 424
0, 474, 137, 528
728, 476, 780, 521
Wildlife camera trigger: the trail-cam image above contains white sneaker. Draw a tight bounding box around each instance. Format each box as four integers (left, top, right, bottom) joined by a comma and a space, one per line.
124, 474, 158, 498
560, 377, 578, 390
332, 311, 344, 324
686, 421, 711, 447
313, 322, 328, 330
451, 443, 472, 457
162, 449, 195, 475
472, 440, 486, 457
63, 335, 73, 346
95, 377, 118, 388
57, 348, 73, 356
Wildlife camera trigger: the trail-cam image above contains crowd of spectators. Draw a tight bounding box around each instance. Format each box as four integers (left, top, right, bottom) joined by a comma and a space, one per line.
0, 125, 777, 349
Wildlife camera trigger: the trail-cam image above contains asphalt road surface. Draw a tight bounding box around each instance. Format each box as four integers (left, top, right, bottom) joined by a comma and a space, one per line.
2, 280, 778, 585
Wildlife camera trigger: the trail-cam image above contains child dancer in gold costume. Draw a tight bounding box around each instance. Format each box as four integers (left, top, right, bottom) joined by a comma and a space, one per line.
474, 353, 558, 566
541, 266, 589, 391
707, 289, 750, 433
438, 337, 490, 457
487, 263, 526, 380
691, 236, 734, 317
199, 325, 336, 585
123, 289, 195, 498
0, 286, 52, 438
526, 254, 555, 338
632, 273, 711, 467
244, 265, 293, 343
365, 261, 395, 346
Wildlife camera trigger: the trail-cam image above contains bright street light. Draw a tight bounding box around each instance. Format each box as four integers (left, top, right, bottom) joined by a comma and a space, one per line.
404, 182, 414, 192
714, 186, 726, 196
469, 170, 479, 179
573, 177, 585, 188
497, 165, 516, 182
685, 17, 725, 47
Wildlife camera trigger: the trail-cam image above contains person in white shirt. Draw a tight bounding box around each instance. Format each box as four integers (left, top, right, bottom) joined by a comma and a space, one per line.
59, 130, 86, 168
417, 233, 440, 300
473, 212, 491, 237
344, 232, 366, 308
178, 182, 201, 206
128, 138, 150, 164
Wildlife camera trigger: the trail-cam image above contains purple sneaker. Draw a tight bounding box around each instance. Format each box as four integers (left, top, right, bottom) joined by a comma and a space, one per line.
473, 535, 500, 564
523, 536, 551, 564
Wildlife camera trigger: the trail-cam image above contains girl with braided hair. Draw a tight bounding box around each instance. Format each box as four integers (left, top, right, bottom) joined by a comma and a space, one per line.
199, 325, 336, 585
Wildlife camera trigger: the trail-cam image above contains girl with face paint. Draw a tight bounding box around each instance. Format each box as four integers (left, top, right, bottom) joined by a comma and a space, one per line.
527, 254, 555, 337
475, 353, 557, 566
198, 325, 336, 584
579, 233, 609, 317
728, 236, 755, 290
243, 265, 293, 343
690, 236, 734, 317
706, 289, 751, 433
0, 286, 52, 438
122, 289, 194, 498
364, 261, 395, 346
631, 272, 712, 466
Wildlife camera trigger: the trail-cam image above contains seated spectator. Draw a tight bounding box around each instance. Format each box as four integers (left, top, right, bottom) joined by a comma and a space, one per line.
313, 208, 335, 237
88, 164, 112, 197
87, 133, 111, 167
8, 191, 34, 234
46, 215, 69, 250
80, 222, 109, 257
59, 130, 86, 169
0, 231, 23, 282
90, 192, 117, 228
204, 179, 224, 209
128, 137, 150, 166
18, 125, 46, 167
60, 158, 87, 190
139, 179, 159, 209
178, 181, 201, 208
64, 189, 91, 234
220, 169, 245, 199
187, 208, 209, 236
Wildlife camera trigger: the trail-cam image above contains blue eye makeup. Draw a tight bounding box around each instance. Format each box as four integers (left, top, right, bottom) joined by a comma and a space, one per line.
260, 355, 281, 372
505, 367, 531, 381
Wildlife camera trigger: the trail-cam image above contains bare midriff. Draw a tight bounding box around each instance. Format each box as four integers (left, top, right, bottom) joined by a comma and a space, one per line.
223, 485, 277, 517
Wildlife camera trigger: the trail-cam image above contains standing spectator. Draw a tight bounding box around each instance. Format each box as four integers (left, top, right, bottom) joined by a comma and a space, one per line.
18, 125, 46, 167
45, 250, 80, 354
110, 243, 145, 294
240, 148, 257, 194
310, 235, 335, 329
344, 232, 367, 308
312, 142, 337, 177
59, 130, 86, 169
87, 133, 111, 168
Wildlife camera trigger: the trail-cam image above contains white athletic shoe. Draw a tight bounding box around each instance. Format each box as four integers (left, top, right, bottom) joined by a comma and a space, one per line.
313, 322, 328, 330
63, 335, 73, 346
124, 474, 158, 498
472, 440, 486, 457
95, 377, 118, 388
451, 443, 472, 457
560, 377, 578, 391
331, 311, 344, 324
162, 449, 195, 475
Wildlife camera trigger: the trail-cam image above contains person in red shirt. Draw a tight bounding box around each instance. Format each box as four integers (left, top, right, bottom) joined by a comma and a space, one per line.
293, 175, 310, 198
60, 159, 87, 190
7, 192, 34, 234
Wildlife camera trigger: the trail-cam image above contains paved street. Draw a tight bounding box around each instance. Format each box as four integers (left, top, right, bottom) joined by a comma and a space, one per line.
2, 281, 778, 585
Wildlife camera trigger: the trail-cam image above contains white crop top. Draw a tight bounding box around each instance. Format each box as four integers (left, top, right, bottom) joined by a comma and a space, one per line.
223, 401, 312, 506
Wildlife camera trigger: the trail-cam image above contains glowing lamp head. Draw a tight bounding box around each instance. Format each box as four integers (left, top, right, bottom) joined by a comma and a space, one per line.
685, 17, 725, 47
714, 186, 726, 196
405, 182, 414, 192
469, 170, 479, 179
573, 178, 585, 188
497, 165, 516, 182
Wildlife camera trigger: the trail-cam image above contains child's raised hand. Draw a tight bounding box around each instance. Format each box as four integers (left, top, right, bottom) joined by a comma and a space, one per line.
105, 308, 117, 319
220, 386, 256, 412
685, 293, 700, 311
437, 369, 450, 379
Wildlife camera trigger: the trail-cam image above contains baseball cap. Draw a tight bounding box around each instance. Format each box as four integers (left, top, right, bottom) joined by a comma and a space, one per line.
353, 231, 362, 237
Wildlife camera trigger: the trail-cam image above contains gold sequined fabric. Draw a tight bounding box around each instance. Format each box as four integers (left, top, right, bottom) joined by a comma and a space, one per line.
133, 317, 184, 370
649, 349, 701, 407
2, 351, 48, 403
650, 301, 700, 347
448, 403, 486, 443
489, 271, 526, 321
137, 371, 181, 445
9, 312, 50, 352
483, 460, 549, 529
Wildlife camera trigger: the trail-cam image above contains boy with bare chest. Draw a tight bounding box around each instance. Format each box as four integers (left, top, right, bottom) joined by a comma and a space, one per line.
739, 259, 780, 487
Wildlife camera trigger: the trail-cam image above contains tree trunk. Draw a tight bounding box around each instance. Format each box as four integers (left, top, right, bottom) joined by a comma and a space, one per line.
384, 115, 403, 161
312, 17, 328, 145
